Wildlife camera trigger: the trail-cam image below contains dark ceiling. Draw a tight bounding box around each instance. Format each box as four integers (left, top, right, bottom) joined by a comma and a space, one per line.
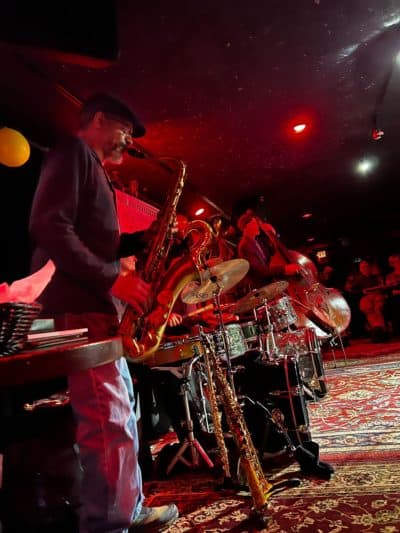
1, 0, 400, 261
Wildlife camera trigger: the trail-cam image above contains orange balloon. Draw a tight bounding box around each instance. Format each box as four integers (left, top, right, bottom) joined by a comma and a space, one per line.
0, 127, 31, 167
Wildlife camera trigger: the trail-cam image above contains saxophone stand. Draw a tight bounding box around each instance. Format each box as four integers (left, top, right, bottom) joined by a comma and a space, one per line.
166, 355, 214, 475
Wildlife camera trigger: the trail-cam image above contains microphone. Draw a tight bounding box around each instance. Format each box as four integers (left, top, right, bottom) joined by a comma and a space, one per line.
125, 145, 148, 159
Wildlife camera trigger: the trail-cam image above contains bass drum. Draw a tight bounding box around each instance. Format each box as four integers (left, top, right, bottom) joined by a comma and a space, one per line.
235, 354, 311, 450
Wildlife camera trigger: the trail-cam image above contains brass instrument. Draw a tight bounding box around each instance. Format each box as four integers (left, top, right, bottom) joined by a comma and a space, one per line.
200, 332, 301, 525
200, 333, 273, 521
143, 158, 187, 283
120, 218, 213, 363
202, 338, 232, 483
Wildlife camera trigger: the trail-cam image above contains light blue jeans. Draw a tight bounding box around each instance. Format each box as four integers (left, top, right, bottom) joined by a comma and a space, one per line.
57, 313, 144, 533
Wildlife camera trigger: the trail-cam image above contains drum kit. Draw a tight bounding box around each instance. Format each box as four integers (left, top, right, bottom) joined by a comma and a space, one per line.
153, 258, 329, 473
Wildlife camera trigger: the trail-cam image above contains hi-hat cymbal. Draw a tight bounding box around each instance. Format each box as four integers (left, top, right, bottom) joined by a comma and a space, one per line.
233, 280, 289, 314
180, 259, 249, 304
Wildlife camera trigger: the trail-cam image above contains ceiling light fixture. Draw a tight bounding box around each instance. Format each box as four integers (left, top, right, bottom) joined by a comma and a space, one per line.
194, 207, 205, 216
356, 157, 377, 176
293, 123, 307, 134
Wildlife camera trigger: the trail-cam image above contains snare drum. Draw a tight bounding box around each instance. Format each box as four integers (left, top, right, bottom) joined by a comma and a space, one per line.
212, 323, 248, 361
151, 336, 204, 367
267, 295, 297, 331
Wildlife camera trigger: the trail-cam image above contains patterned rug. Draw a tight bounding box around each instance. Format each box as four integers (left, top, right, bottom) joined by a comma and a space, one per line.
310, 357, 400, 462
144, 354, 400, 532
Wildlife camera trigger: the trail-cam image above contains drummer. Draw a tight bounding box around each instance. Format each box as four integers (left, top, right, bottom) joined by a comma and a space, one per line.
236, 208, 302, 295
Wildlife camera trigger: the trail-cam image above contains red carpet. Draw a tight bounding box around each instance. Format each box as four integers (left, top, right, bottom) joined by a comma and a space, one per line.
144, 350, 400, 532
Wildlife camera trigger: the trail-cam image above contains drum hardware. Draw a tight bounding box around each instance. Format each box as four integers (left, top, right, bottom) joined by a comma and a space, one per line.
258, 297, 280, 361
191, 358, 212, 433
210, 282, 237, 395
181, 259, 250, 396
327, 329, 348, 368
275, 327, 328, 399
244, 397, 333, 479
166, 354, 214, 475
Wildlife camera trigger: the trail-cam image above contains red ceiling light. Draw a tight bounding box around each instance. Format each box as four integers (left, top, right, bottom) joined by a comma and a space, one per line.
194, 207, 205, 216
292, 123, 307, 134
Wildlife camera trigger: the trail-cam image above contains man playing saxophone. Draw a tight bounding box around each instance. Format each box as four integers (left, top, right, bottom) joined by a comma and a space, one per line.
29, 92, 179, 532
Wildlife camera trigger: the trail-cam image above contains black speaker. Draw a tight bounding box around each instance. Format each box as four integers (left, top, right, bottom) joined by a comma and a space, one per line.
0, 2, 119, 67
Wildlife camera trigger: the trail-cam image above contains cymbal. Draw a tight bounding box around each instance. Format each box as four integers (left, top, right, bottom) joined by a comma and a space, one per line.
233, 280, 289, 314
180, 259, 249, 304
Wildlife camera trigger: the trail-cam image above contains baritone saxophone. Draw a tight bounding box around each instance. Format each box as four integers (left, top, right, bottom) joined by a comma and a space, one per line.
200, 332, 273, 515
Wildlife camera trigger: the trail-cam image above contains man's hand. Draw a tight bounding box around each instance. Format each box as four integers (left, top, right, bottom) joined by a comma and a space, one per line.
112, 272, 152, 315
120, 256, 137, 276
167, 312, 183, 327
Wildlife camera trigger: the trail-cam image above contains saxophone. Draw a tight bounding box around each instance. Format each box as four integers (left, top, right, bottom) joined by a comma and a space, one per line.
200, 333, 274, 516
143, 158, 187, 284
200, 334, 301, 524
119, 208, 213, 363
202, 337, 232, 484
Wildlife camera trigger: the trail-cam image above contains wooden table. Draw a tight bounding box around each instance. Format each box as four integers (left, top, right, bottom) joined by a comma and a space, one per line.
0, 337, 123, 386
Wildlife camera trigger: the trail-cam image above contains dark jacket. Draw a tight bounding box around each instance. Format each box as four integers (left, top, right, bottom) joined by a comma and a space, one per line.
30, 136, 143, 315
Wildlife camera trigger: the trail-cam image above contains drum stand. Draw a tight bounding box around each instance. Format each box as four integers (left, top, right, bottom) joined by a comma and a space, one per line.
328, 328, 348, 368
211, 284, 237, 395
166, 355, 214, 475
258, 298, 280, 361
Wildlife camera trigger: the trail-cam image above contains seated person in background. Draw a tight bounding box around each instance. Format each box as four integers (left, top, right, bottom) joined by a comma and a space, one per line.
344, 259, 389, 342
385, 253, 400, 336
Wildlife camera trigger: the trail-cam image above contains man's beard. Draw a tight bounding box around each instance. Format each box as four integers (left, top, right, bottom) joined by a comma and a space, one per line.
107, 142, 126, 164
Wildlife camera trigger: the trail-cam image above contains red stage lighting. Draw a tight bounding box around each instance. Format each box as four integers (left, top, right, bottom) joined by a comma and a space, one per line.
194, 207, 205, 216
293, 123, 307, 134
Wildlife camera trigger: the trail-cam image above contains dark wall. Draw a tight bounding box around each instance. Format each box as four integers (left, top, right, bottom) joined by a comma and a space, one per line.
0, 148, 42, 283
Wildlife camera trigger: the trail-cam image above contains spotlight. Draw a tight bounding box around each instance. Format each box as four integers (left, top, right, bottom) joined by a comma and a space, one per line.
194, 207, 205, 216
355, 157, 377, 176
293, 123, 307, 134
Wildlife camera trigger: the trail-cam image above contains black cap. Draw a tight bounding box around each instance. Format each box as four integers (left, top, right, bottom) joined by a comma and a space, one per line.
80, 92, 146, 137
